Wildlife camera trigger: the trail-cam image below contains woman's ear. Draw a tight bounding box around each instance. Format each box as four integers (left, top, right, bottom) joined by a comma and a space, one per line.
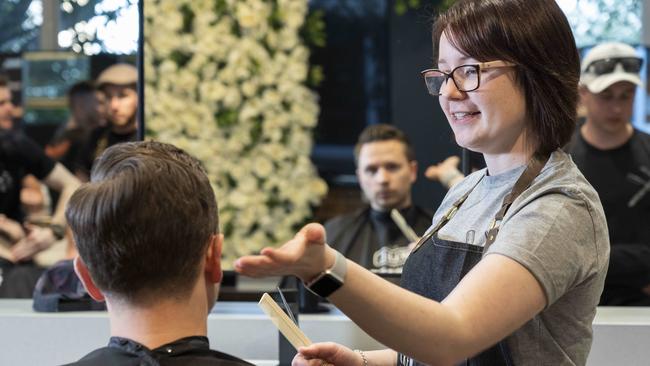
73, 256, 105, 302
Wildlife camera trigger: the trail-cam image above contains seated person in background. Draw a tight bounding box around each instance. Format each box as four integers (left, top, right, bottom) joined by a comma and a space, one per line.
566, 42, 650, 305
77, 63, 138, 180
63, 141, 252, 365
324, 124, 432, 273
0, 129, 80, 298
47, 81, 107, 174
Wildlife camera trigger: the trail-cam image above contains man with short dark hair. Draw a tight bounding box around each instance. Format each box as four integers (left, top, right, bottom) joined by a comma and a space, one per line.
325, 124, 431, 273
47, 81, 107, 172
567, 42, 650, 305
77, 64, 138, 179
63, 141, 251, 365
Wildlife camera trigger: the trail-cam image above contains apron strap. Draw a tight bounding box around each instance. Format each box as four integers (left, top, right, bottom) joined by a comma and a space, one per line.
413, 153, 550, 253
411, 174, 485, 253
485, 153, 550, 248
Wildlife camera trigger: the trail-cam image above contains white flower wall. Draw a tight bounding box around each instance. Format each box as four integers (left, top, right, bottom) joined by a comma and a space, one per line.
144, 0, 328, 265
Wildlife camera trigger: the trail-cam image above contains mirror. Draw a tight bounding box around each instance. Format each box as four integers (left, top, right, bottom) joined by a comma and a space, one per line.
0, 0, 140, 176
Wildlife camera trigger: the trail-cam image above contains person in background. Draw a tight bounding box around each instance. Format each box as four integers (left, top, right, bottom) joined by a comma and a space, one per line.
0, 128, 80, 297
63, 141, 251, 365
324, 124, 432, 274
47, 81, 107, 174
77, 63, 138, 180
566, 42, 650, 305
235, 0, 609, 365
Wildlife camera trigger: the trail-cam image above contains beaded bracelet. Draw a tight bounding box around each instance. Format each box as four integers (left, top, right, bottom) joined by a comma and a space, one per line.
354, 349, 369, 366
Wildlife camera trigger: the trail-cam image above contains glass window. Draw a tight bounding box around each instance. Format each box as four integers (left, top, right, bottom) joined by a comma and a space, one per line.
558, 0, 650, 133
557, 0, 641, 48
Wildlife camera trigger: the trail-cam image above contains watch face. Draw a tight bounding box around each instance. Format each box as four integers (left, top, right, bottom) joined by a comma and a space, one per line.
308, 273, 343, 298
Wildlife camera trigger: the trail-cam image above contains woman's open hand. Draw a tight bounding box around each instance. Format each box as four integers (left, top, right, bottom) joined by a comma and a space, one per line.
234, 223, 335, 282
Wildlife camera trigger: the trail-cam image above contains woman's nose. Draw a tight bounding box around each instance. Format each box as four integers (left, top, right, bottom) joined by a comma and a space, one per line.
439, 77, 464, 99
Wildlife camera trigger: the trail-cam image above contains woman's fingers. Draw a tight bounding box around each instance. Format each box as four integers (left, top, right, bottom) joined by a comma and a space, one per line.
297, 342, 359, 365
235, 223, 328, 279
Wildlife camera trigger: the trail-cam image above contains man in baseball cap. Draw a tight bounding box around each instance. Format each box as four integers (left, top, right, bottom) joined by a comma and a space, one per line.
77, 63, 138, 180
567, 42, 650, 305
580, 42, 644, 93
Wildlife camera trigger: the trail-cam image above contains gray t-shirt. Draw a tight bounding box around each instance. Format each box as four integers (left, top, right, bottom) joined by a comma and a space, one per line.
431, 150, 609, 366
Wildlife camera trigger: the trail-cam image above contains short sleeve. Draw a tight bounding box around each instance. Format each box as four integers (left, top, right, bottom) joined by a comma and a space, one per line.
486, 192, 603, 306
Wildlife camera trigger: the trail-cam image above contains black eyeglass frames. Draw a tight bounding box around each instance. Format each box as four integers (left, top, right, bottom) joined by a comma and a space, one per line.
421, 60, 516, 96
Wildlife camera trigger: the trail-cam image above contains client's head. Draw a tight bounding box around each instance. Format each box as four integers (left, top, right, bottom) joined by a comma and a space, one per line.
67, 141, 222, 308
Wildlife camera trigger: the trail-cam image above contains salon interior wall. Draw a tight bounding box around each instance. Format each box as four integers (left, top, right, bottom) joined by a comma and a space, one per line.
388, 5, 460, 211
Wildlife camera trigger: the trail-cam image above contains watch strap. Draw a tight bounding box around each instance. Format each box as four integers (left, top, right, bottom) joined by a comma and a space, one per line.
305, 249, 347, 297
328, 249, 347, 281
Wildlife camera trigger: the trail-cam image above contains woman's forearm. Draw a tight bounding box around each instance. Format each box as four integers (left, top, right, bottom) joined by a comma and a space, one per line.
327, 249, 545, 365
366, 349, 397, 366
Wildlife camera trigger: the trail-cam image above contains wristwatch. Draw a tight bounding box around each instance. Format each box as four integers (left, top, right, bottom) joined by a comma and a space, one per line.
305, 250, 347, 298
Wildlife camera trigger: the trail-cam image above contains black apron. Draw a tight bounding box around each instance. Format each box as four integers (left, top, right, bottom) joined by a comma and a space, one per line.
397, 154, 549, 366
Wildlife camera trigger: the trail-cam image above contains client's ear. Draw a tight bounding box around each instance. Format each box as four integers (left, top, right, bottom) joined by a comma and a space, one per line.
205, 233, 223, 284
73, 256, 105, 302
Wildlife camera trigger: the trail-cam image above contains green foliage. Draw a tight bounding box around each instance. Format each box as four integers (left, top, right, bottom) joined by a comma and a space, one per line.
302, 9, 326, 48
269, 7, 284, 30
395, 0, 421, 16
440, 0, 456, 11
215, 109, 238, 129
302, 9, 326, 87
213, 0, 228, 15
169, 50, 192, 68
308, 65, 324, 88
395, 0, 455, 16
179, 3, 195, 33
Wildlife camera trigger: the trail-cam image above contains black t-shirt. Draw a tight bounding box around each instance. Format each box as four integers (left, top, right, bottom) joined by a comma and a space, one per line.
0, 131, 55, 222
567, 128, 650, 305
49, 124, 89, 173
77, 125, 137, 176
568, 129, 650, 245
62, 336, 253, 366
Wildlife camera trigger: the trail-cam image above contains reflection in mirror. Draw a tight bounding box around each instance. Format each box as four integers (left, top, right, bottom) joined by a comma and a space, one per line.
0, 0, 139, 299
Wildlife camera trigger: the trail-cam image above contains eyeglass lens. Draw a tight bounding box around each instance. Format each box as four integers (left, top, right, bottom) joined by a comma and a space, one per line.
589, 57, 643, 75
424, 65, 479, 95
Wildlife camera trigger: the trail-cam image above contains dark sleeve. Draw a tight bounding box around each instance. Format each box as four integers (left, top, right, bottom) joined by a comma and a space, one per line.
324, 209, 369, 257
15, 133, 56, 179
607, 244, 650, 288
323, 216, 341, 250
324, 215, 352, 252
75, 128, 101, 177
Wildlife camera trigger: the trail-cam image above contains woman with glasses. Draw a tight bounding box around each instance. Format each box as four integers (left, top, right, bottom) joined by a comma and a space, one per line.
236, 0, 609, 365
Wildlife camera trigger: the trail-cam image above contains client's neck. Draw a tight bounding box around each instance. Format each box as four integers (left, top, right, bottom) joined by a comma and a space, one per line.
107, 283, 210, 349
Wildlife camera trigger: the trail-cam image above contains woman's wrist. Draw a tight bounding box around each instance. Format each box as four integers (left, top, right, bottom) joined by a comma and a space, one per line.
301, 244, 338, 283
354, 349, 369, 366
